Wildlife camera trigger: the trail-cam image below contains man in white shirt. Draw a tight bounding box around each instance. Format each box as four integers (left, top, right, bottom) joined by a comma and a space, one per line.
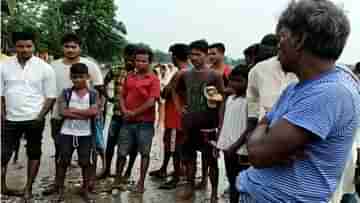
1, 32, 56, 200
44, 33, 104, 195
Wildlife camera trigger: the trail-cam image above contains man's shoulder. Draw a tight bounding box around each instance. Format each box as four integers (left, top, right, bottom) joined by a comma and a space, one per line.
250, 57, 278, 71
79, 57, 99, 68
31, 56, 53, 70
50, 58, 65, 67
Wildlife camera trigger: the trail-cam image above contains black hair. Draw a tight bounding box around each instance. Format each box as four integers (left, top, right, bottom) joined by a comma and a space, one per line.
189, 39, 208, 54
12, 32, 35, 44
61, 33, 81, 46
229, 64, 250, 80
169, 43, 190, 61
277, 0, 350, 60
243, 43, 259, 57
254, 44, 278, 64
260, 34, 279, 47
124, 43, 138, 57
354, 62, 360, 73
134, 46, 153, 63
209, 43, 226, 54
70, 63, 89, 75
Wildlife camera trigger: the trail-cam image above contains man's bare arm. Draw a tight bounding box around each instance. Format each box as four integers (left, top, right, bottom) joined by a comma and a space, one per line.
37, 98, 56, 120
247, 118, 312, 168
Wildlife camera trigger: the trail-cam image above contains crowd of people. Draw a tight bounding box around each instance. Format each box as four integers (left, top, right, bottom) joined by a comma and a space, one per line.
1, 0, 360, 202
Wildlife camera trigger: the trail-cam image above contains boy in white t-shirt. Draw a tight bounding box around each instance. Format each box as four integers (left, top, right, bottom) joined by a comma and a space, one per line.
216, 65, 250, 203
56, 63, 99, 201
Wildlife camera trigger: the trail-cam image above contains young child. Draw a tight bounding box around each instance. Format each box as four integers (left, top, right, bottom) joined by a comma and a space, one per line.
216, 65, 250, 203
56, 63, 99, 201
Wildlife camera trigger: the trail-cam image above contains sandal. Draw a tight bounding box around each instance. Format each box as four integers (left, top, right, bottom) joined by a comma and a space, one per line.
159, 178, 179, 190
149, 169, 167, 178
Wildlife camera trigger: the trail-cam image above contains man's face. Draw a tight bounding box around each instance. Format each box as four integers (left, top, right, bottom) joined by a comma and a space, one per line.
190, 49, 207, 68
63, 41, 81, 60
39, 52, 49, 62
124, 54, 136, 72
135, 54, 150, 72
277, 27, 300, 73
15, 40, 33, 60
208, 48, 223, 65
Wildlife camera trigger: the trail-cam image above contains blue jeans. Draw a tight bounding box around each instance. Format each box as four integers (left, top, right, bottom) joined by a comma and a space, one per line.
117, 121, 154, 157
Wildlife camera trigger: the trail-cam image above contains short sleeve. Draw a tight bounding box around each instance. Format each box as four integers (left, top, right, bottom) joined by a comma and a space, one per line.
246, 67, 260, 118
43, 65, 57, 98
150, 76, 161, 98
283, 86, 353, 140
88, 61, 104, 86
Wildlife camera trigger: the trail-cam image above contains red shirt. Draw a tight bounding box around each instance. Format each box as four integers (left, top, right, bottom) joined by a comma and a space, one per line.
224, 64, 232, 78
123, 72, 160, 122
165, 99, 181, 129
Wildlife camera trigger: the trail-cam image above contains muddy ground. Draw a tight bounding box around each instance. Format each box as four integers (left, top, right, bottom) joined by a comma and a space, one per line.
1, 114, 230, 203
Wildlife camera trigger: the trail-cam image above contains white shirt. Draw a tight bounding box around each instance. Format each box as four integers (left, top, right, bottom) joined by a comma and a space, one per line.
246, 57, 297, 120
1, 56, 56, 121
60, 91, 91, 136
217, 95, 248, 155
51, 57, 103, 118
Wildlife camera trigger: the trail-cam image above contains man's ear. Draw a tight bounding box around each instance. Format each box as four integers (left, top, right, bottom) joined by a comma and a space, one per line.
294, 32, 306, 52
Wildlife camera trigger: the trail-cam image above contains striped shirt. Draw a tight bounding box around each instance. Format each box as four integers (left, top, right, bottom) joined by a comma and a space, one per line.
237, 67, 360, 202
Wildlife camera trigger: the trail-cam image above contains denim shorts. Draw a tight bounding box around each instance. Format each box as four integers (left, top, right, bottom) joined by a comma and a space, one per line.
118, 121, 154, 157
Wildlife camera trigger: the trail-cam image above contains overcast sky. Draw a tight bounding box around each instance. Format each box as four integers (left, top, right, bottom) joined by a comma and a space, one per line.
115, 0, 359, 64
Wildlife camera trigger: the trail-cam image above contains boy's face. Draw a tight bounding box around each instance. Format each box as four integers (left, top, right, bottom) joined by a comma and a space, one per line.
228, 75, 247, 94
70, 73, 89, 89
135, 54, 150, 72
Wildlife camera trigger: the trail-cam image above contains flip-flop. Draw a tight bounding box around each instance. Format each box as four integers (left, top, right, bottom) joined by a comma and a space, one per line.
159, 179, 178, 190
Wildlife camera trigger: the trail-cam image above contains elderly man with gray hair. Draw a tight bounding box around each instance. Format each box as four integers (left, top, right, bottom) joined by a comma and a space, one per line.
236, 0, 359, 202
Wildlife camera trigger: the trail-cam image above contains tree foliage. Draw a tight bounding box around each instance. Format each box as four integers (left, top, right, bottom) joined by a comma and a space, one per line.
1, 0, 127, 62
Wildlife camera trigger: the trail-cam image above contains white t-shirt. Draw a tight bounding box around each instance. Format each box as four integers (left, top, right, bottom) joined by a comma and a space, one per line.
217, 95, 248, 155
246, 57, 297, 120
60, 91, 91, 136
51, 57, 103, 118
1, 56, 57, 121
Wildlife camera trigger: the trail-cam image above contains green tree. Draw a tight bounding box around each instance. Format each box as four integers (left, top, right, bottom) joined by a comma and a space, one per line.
1, 0, 127, 62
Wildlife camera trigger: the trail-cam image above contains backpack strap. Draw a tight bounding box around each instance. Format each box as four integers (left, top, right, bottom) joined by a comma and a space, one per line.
63, 88, 73, 107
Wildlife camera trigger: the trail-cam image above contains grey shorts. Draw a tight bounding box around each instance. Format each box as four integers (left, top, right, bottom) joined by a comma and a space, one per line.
118, 121, 154, 157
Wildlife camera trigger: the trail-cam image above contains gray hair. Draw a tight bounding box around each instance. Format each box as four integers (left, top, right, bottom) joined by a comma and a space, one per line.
277, 0, 350, 60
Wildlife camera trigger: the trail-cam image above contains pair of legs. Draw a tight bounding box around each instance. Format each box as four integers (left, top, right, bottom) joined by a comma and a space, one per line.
180, 110, 219, 200
224, 154, 249, 203
157, 129, 184, 189
150, 128, 176, 178
56, 134, 97, 201
99, 115, 137, 180
114, 122, 154, 193
1, 119, 45, 200
196, 130, 219, 202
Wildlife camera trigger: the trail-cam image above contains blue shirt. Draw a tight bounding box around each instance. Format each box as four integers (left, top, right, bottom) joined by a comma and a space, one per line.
237, 67, 360, 203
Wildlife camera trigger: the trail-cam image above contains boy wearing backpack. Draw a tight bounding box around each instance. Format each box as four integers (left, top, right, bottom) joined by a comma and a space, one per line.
55, 63, 99, 201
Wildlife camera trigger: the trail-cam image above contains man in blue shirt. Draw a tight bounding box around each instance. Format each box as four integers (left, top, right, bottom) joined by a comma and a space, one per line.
236, 0, 360, 202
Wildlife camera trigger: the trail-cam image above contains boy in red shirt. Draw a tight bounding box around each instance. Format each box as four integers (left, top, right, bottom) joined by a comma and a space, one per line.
113, 47, 160, 193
